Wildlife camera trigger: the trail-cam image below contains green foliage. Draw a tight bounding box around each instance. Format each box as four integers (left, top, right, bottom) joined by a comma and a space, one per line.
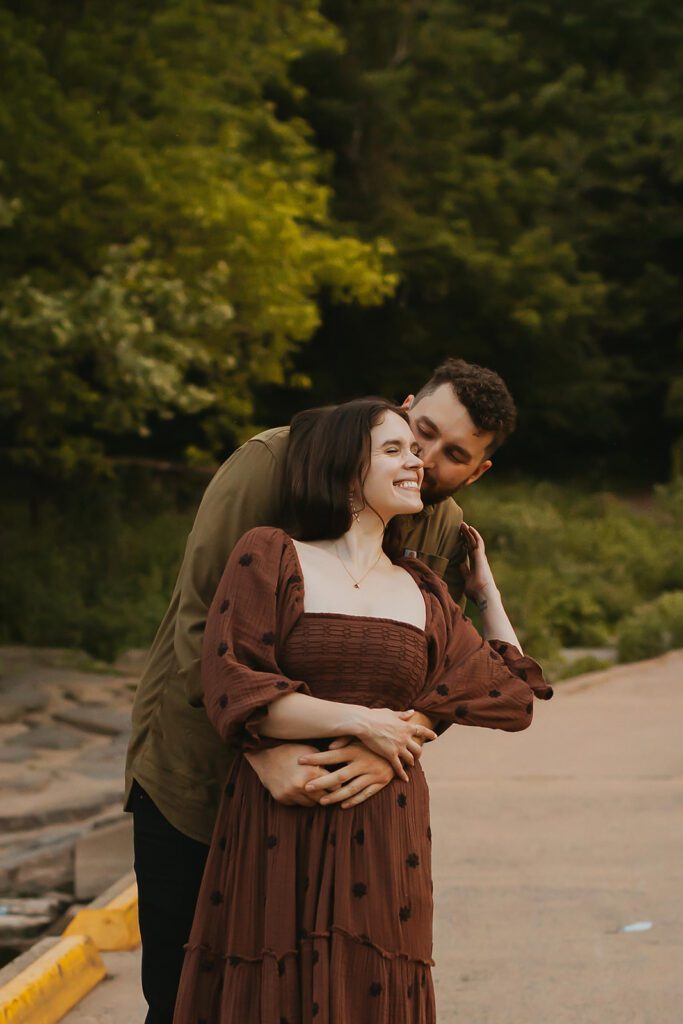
289, 0, 683, 475
0, 1, 396, 475
616, 592, 683, 663
459, 478, 683, 660
0, 472, 199, 662
1, 476, 681, 669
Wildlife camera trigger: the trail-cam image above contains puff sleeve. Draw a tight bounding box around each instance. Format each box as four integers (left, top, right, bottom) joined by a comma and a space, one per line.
200, 527, 312, 750
409, 561, 553, 734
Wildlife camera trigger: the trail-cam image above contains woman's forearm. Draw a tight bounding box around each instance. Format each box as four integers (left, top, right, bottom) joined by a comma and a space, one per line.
472, 583, 522, 651
256, 692, 368, 740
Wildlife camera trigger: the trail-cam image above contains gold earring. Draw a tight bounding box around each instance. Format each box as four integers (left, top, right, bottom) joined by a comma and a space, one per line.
349, 494, 361, 524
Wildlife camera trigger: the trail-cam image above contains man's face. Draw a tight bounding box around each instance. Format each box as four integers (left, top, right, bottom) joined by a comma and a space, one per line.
404, 384, 494, 505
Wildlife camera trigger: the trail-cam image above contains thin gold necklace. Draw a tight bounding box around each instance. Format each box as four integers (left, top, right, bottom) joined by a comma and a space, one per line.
334, 543, 384, 589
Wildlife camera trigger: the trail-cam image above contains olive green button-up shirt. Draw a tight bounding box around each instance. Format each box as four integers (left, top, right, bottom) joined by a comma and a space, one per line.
125, 427, 467, 844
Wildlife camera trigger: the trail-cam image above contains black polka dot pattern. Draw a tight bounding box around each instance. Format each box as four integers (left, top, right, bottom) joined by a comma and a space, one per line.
436, 683, 448, 696
278, 961, 285, 977
238, 553, 253, 566
200, 959, 214, 972
218, 693, 228, 709
261, 631, 275, 645
427, 826, 432, 842
397, 793, 407, 808
455, 705, 468, 718
519, 668, 528, 681
274, 680, 289, 690
287, 574, 302, 586
296, 683, 307, 693
406, 852, 420, 868
526, 701, 533, 714
210, 891, 223, 906
219, 836, 226, 851
489, 689, 501, 698
217, 641, 228, 656
312, 949, 320, 965
266, 834, 278, 849
498, 642, 508, 653
353, 829, 365, 845
312, 1002, 319, 1016
370, 981, 382, 996
352, 882, 367, 898
219, 599, 230, 613
399, 905, 411, 922
225, 781, 235, 797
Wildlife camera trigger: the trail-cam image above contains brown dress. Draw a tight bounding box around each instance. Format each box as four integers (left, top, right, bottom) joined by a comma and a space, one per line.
172, 528, 551, 1024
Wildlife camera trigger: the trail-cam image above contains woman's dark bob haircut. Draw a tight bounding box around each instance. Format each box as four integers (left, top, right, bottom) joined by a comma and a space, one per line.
283, 397, 410, 550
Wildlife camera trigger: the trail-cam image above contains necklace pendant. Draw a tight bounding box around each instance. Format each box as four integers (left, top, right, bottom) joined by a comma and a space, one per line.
353, 583, 360, 589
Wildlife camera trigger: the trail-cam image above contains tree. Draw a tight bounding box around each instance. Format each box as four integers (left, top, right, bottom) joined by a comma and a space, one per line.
0, 1, 396, 474
288, 0, 683, 478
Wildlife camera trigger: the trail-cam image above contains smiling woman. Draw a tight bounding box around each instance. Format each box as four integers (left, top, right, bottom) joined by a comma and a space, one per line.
171, 396, 551, 1024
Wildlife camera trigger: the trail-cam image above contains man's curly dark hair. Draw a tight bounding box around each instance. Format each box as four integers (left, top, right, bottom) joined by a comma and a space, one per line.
414, 358, 517, 455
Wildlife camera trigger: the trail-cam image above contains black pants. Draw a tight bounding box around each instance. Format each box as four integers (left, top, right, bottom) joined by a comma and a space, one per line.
131, 780, 209, 1024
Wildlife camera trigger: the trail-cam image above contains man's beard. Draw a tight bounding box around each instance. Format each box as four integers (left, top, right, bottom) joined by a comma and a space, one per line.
419, 473, 459, 507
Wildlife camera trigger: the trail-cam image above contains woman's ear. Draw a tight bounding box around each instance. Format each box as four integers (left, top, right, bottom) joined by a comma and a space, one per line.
401, 394, 414, 410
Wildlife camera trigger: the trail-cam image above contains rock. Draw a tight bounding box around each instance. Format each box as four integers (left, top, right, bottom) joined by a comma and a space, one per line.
0, 681, 47, 723
0, 893, 70, 947
53, 706, 132, 737
113, 649, 148, 676
74, 818, 134, 900
0, 836, 76, 896
0, 786, 123, 833
5, 724, 88, 751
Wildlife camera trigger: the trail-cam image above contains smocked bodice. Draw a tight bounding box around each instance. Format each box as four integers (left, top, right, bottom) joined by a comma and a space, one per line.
279, 612, 428, 711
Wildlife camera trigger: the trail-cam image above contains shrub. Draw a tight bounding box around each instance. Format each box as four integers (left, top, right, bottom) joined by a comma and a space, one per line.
616, 591, 683, 663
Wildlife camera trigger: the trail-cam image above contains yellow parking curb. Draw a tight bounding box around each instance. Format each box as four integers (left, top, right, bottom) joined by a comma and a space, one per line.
0, 934, 106, 1024
63, 879, 140, 952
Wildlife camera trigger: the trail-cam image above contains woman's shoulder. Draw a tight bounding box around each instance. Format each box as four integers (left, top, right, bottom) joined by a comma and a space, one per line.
231, 526, 293, 563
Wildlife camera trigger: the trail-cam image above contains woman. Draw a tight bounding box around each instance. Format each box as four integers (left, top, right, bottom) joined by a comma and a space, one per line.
173, 399, 552, 1024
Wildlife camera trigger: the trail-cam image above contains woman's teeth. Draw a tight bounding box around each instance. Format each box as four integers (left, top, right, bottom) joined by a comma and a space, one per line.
395, 481, 419, 489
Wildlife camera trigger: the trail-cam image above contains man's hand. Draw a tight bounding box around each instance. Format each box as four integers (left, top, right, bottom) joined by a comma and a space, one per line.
296, 740, 397, 809
244, 744, 328, 807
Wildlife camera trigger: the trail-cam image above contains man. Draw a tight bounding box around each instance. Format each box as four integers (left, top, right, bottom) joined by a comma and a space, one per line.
125, 358, 516, 1023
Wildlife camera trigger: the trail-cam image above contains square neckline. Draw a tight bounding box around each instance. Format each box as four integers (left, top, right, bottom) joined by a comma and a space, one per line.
285, 532, 429, 637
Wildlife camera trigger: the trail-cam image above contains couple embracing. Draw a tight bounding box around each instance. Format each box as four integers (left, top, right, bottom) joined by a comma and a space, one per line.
125, 359, 552, 1024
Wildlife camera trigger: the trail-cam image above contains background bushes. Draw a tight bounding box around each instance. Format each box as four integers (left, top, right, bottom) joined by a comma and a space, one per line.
3, 471, 682, 674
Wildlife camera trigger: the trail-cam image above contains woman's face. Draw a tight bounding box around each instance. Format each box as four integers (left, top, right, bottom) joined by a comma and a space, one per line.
359, 411, 424, 521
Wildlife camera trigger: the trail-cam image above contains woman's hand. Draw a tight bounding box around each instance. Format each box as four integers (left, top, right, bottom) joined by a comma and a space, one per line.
356, 708, 437, 782
297, 740, 396, 809
460, 523, 498, 606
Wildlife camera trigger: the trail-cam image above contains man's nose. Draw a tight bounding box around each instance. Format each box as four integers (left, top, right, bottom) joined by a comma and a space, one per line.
419, 441, 436, 468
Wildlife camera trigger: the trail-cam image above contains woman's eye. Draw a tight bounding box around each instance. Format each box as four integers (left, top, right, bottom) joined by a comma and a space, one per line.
385, 447, 400, 454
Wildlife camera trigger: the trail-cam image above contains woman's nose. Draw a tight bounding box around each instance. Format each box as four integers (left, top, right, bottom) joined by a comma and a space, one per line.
406, 450, 424, 469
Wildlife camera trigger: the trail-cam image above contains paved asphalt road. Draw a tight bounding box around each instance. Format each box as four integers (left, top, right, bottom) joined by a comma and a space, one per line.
66, 650, 683, 1024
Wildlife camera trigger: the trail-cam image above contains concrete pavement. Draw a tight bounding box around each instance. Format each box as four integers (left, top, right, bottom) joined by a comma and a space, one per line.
63, 650, 683, 1023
